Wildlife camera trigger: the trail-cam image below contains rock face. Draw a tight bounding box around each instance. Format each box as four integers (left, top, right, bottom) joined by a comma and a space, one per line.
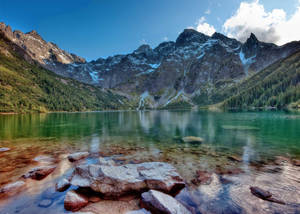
2, 22, 300, 108
181, 136, 203, 144
68, 152, 89, 162
70, 162, 185, 197
22, 165, 56, 180
141, 190, 192, 214
64, 190, 89, 211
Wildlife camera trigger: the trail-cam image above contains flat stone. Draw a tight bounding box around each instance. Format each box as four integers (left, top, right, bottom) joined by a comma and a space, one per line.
181, 136, 203, 144
56, 178, 71, 192
0, 147, 10, 152
0, 181, 26, 197
70, 162, 185, 197
68, 152, 89, 162
141, 190, 192, 214
22, 165, 56, 180
38, 199, 53, 208
64, 190, 89, 211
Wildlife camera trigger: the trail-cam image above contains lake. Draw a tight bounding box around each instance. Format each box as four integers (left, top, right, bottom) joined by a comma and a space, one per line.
0, 110, 300, 214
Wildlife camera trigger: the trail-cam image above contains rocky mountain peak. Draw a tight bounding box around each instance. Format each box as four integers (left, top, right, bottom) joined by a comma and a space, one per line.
134, 44, 152, 55
242, 33, 260, 58
176, 29, 209, 46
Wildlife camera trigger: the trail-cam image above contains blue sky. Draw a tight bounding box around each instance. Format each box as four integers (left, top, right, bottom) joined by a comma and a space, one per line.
0, 0, 299, 61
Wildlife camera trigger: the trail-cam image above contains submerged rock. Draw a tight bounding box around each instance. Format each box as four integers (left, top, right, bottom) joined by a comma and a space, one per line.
22, 165, 56, 180
38, 199, 53, 208
64, 190, 89, 211
0, 147, 10, 152
99, 157, 116, 166
68, 152, 89, 162
181, 136, 203, 144
56, 178, 71, 192
0, 181, 25, 197
250, 186, 286, 205
70, 162, 185, 197
33, 155, 55, 164
228, 155, 242, 162
191, 170, 212, 185
141, 190, 192, 214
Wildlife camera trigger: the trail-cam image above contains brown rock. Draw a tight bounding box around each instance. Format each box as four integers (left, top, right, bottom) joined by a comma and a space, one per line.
292, 159, 300, 166
22, 165, 56, 180
55, 178, 70, 192
191, 170, 212, 185
64, 190, 89, 211
228, 155, 242, 162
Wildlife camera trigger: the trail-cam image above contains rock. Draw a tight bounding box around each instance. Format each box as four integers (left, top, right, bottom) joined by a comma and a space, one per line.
250, 186, 286, 205
88, 195, 101, 203
250, 186, 272, 199
0, 147, 10, 152
22, 165, 56, 180
191, 170, 212, 185
228, 155, 242, 162
274, 156, 290, 165
56, 178, 71, 192
38, 199, 53, 208
68, 152, 89, 162
99, 157, 115, 166
64, 190, 89, 211
70, 162, 185, 197
141, 190, 192, 214
33, 155, 55, 164
126, 209, 151, 214
0, 181, 26, 197
181, 136, 203, 144
292, 159, 300, 166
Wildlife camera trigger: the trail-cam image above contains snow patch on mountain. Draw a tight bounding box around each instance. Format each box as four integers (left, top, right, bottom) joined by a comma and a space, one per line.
137, 91, 149, 110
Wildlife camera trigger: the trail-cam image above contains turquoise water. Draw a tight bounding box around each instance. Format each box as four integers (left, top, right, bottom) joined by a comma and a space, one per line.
0, 110, 299, 213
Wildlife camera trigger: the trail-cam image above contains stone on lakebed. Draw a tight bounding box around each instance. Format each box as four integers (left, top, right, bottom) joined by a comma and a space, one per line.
56, 178, 71, 192
68, 152, 89, 162
70, 162, 185, 197
141, 190, 192, 214
22, 165, 56, 180
0, 181, 26, 197
181, 136, 203, 144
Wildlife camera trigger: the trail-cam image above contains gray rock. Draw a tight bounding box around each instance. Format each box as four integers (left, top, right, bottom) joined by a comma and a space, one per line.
68, 152, 89, 162
22, 165, 56, 180
56, 178, 70, 192
70, 162, 185, 197
141, 190, 192, 214
99, 157, 116, 166
38, 199, 53, 208
64, 190, 89, 211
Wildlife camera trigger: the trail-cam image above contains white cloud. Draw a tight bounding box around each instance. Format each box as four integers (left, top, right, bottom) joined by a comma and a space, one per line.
163, 36, 168, 41
205, 9, 211, 15
195, 16, 216, 36
223, 0, 300, 45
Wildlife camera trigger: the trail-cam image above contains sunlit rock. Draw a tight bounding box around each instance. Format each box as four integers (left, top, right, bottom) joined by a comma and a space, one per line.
22, 165, 56, 180
64, 190, 89, 211
68, 152, 89, 162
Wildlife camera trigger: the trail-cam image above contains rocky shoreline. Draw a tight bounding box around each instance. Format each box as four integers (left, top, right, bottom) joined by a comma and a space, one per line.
0, 145, 300, 213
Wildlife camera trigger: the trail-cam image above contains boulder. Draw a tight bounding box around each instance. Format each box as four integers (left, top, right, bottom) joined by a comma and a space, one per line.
0, 181, 25, 197
68, 152, 89, 162
64, 190, 89, 211
141, 190, 192, 214
0, 147, 10, 152
70, 162, 185, 197
22, 165, 56, 180
56, 178, 71, 192
181, 136, 203, 144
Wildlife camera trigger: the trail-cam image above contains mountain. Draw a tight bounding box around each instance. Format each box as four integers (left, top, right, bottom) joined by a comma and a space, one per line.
221, 50, 300, 109
1, 22, 300, 110
0, 30, 131, 113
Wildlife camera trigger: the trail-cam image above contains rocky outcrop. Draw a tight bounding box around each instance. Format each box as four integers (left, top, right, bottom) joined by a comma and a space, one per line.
22, 165, 56, 180
64, 190, 89, 211
141, 190, 192, 214
68, 152, 89, 162
70, 162, 185, 197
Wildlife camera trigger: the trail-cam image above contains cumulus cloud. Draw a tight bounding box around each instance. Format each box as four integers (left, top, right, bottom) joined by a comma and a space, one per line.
195, 16, 216, 36
223, 0, 300, 45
